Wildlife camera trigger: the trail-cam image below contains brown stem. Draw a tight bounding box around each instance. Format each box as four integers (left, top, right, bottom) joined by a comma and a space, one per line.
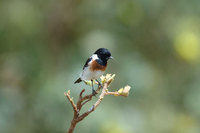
65, 82, 108, 133
65, 75, 130, 133
68, 119, 77, 133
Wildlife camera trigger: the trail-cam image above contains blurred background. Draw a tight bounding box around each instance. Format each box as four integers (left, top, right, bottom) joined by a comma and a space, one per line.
0, 0, 200, 133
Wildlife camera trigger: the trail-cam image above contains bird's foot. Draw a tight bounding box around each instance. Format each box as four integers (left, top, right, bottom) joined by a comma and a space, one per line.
98, 83, 103, 88
96, 80, 103, 88
92, 89, 98, 96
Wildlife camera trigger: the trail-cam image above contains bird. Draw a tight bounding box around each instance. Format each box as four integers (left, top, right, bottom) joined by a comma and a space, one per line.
74, 48, 113, 95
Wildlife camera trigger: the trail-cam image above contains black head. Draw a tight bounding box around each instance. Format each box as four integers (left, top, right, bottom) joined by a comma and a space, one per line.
94, 48, 112, 61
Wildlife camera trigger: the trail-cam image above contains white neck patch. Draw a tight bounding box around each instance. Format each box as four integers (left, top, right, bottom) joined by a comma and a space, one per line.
91, 54, 99, 60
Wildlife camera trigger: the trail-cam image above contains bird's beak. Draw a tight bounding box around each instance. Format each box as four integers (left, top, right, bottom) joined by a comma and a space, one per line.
108, 56, 116, 63
109, 56, 115, 60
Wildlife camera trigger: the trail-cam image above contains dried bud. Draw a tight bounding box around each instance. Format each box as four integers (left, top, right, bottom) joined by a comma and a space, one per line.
100, 75, 106, 84
107, 74, 115, 85
106, 74, 112, 79
101, 74, 116, 84
118, 85, 131, 97
109, 74, 116, 81
84, 80, 92, 86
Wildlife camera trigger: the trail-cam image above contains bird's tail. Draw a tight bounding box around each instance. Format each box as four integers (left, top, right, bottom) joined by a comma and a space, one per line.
74, 78, 82, 84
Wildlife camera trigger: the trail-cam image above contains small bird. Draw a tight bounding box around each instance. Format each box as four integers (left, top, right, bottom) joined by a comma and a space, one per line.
74, 48, 113, 95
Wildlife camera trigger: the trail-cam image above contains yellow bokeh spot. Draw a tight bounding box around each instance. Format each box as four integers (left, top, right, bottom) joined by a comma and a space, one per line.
174, 32, 199, 62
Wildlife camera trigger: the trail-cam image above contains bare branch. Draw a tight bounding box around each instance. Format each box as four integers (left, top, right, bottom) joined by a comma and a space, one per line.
64, 90, 78, 113
79, 89, 85, 99
65, 74, 131, 133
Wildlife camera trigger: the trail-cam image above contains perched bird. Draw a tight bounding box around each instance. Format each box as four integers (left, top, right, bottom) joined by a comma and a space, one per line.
74, 48, 113, 95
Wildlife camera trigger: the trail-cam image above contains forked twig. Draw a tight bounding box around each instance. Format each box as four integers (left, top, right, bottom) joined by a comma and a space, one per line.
65, 74, 131, 133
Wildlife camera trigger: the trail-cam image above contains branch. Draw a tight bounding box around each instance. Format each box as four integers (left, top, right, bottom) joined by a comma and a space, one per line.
65, 74, 131, 133
64, 90, 78, 114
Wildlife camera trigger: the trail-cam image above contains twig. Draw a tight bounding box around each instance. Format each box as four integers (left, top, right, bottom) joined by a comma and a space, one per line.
65, 74, 131, 133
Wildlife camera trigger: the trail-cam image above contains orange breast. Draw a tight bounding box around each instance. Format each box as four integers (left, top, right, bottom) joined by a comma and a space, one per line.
90, 60, 107, 71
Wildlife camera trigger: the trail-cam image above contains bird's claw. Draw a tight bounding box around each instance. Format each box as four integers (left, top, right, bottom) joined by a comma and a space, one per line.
96, 80, 102, 88
98, 83, 103, 88
92, 89, 98, 96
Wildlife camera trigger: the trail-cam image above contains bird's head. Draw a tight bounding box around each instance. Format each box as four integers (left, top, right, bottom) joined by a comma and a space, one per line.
94, 48, 113, 61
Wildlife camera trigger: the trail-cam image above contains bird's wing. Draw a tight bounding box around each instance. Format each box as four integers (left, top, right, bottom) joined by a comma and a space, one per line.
83, 57, 92, 69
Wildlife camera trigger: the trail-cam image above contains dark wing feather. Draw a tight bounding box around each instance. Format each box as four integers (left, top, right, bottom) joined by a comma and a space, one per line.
74, 57, 92, 84
74, 78, 82, 84
83, 57, 92, 69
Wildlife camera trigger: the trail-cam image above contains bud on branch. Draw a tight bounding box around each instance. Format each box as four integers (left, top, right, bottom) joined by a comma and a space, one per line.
65, 74, 131, 133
